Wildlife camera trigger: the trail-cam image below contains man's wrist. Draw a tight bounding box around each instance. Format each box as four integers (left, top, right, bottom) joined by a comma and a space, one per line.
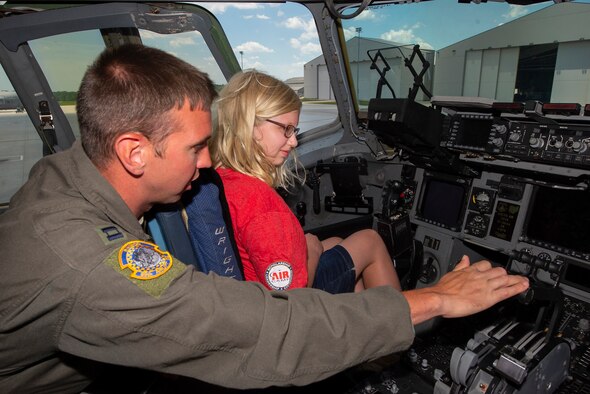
403, 288, 444, 325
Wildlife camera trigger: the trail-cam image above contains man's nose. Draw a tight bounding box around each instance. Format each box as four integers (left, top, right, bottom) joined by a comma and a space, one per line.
199, 146, 212, 169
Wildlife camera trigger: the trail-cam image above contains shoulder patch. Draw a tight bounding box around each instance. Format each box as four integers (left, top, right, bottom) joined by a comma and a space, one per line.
265, 261, 293, 290
118, 240, 173, 279
105, 241, 186, 298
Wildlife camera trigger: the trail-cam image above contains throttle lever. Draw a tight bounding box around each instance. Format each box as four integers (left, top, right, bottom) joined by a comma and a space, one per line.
306, 169, 321, 214
296, 201, 307, 226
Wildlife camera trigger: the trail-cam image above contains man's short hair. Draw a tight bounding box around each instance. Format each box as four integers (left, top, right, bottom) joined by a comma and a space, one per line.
77, 44, 217, 168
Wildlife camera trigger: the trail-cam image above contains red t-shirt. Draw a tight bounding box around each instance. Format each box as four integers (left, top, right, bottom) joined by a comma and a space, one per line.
217, 168, 308, 290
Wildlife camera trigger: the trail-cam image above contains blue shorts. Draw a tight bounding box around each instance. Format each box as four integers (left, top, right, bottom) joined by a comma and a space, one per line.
312, 245, 356, 294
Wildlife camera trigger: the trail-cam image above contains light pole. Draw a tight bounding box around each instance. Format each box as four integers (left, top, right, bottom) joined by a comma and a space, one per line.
355, 27, 362, 100
239, 51, 244, 69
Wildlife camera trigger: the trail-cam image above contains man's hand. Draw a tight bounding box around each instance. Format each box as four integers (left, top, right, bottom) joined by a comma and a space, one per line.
403, 255, 529, 325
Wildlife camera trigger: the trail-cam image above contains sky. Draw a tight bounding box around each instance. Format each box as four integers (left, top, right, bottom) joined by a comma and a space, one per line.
0, 0, 583, 91
200, 0, 553, 80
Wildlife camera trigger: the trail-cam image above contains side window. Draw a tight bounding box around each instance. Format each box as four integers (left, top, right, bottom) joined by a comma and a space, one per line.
0, 31, 104, 207
1, 26, 233, 207
29, 30, 107, 139
0, 66, 33, 206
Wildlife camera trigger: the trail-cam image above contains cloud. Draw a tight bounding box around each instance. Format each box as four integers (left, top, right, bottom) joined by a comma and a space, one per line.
343, 26, 359, 41
355, 9, 379, 20
140, 30, 201, 48
248, 61, 266, 71
243, 13, 270, 20
283, 16, 320, 55
170, 36, 196, 47
413, 40, 433, 50
200, 3, 261, 13
139, 30, 160, 40
283, 16, 318, 41
290, 38, 321, 55
380, 28, 433, 49
503, 5, 529, 20
236, 41, 274, 53
284, 16, 307, 29
381, 28, 414, 43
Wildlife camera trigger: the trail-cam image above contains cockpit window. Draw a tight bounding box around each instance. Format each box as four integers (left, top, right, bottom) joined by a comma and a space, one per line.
1, 20, 230, 206
29, 30, 105, 138
0, 30, 104, 205
203, 2, 338, 134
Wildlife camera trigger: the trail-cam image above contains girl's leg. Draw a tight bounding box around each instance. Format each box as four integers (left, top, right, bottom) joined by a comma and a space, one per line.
306, 237, 342, 287
338, 229, 401, 291
321, 236, 342, 251
306, 236, 344, 287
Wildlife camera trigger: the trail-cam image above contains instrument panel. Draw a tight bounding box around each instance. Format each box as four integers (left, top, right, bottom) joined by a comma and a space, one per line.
290, 97, 590, 394
440, 110, 590, 170
340, 98, 590, 393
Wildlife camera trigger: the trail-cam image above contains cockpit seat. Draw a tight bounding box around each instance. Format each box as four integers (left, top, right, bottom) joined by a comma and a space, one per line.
146, 168, 244, 280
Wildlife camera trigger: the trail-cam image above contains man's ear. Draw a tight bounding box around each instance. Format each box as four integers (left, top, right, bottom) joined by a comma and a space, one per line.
114, 132, 149, 176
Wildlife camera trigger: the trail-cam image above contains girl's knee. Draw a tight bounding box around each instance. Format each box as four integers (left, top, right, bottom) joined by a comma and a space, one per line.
358, 228, 381, 243
322, 236, 343, 250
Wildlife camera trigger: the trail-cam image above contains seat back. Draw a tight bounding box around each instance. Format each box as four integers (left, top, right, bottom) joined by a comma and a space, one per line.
147, 168, 243, 279
147, 204, 200, 267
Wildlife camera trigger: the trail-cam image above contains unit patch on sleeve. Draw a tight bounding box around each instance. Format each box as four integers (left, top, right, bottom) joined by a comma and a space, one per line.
118, 240, 173, 279
104, 240, 187, 298
265, 261, 293, 290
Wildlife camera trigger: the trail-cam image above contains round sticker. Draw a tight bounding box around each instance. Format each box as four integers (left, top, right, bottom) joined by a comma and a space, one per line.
265, 261, 293, 290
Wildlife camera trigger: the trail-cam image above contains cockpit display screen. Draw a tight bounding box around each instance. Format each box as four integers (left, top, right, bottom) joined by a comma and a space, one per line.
524, 186, 590, 257
417, 175, 469, 231
456, 118, 493, 149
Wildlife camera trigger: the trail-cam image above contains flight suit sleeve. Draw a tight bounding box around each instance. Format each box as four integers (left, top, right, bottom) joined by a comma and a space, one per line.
241, 210, 309, 290
58, 253, 415, 389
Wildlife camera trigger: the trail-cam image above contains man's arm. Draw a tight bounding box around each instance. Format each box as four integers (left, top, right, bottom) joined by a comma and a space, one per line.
62, 257, 416, 389
403, 255, 530, 325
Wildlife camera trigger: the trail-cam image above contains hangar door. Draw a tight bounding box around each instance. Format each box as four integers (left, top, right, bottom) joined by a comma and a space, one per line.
462, 47, 519, 101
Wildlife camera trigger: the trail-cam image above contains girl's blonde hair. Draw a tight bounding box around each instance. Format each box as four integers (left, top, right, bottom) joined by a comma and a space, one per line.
210, 69, 303, 188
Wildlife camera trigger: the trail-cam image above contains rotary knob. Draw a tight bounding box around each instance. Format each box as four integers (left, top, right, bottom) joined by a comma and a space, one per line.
509, 132, 521, 142
574, 141, 587, 153
493, 124, 507, 134
529, 137, 544, 149
492, 137, 504, 147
